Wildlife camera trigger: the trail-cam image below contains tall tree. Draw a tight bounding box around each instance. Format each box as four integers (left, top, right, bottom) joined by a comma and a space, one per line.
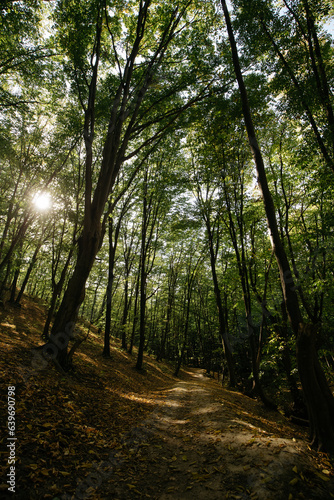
44, 0, 215, 369
221, 0, 334, 452
192, 167, 236, 386
135, 158, 169, 370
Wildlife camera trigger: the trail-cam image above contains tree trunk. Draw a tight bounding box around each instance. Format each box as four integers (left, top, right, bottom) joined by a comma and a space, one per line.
277, 300, 305, 413
121, 277, 129, 350
222, 0, 334, 451
45, 221, 102, 369
248, 319, 277, 410
174, 293, 190, 377
0, 214, 32, 277
297, 324, 334, 452
136, 180, 148, 371
15, 243, 42, 306
135, 259, 146, 370
103, 216, 119, 358
42, 245, 74, 339
174, 339, 187, 377
128, 275, 139, 355
9, 267, 20, 303
156, 270, 175, 362
206, 223, 236, 387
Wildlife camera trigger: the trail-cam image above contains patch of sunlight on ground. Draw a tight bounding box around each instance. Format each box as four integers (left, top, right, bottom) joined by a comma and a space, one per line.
77, 352, 99, 367
232, 418, 261, 430
114, 390, 158, 406
160, 417, 190, 425
164, 400, 181, 408
188, 387, 210, 394
193, 406, 221, 415
1, 322, 17, 329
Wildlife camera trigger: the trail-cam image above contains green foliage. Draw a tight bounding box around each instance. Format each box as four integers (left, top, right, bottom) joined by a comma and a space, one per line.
0, 0, 333, 400
0, 0, 53, 109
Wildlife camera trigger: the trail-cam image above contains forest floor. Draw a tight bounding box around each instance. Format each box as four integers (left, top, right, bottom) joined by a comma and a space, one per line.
0, 295, 334, 500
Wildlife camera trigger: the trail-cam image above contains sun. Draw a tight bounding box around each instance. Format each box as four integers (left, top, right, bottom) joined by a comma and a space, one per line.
33, 192, 51, 211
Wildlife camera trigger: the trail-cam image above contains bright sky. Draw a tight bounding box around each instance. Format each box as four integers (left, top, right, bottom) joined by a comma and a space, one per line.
33, 192, 51, 211
325, 19, 334, 36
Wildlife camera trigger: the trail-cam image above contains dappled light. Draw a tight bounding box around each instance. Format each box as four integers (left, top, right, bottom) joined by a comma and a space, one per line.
1, 0, 334, 498
97, 370, 333, 499
0, 295, 333, 499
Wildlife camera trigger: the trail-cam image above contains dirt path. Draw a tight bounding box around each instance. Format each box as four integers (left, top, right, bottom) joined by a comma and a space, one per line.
92, 369, 333, 500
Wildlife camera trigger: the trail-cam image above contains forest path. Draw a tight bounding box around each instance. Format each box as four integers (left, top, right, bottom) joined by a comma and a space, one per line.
97, 368, 333, 500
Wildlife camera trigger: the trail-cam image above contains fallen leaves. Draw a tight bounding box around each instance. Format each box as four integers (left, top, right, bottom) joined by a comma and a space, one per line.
1, 295, 334, 500
0, 295, 180, 499
322, 468, 331, 475
315, 471, 331, 482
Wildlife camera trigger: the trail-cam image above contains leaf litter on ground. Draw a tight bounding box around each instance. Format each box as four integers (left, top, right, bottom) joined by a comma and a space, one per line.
0, 294, 333, 500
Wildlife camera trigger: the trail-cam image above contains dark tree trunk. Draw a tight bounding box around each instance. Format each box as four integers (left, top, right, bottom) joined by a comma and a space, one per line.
121, 277, 130, 350
156, 264, 176, 362
0, 262, 12, 304
129, 271, 140, 355
0, 214, 32, 278
9, 268, 20, 303
103, 215, 120, 358
277, 300, 305, 413
136, 176, 148, 371
174, 257, 199, 377
174, 295, 190, 377
42, 246, 74, 340
121, 223, 138, 351
247, 316, 277, 410
297, 324, 334, 452
174, 339, 187, 377
43, 283, 61, 340
46, 221, 102, 369
136, 255, 146, 370
206, 222, 236, 387
222, 0, 334, 451
156, 307, 170, 362
15, 243, 42, 306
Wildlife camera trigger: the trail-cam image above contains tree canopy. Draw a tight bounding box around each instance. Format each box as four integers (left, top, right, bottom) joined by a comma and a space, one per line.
1, 0, 334, 453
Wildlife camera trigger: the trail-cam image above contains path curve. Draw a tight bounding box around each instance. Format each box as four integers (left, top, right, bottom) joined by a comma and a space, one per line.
96, 369, 333, 500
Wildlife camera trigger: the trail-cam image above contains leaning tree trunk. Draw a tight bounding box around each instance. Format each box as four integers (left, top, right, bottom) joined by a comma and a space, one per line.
38, 0, 187, 369
44, 220, 103, 369
222, 0, 334, 452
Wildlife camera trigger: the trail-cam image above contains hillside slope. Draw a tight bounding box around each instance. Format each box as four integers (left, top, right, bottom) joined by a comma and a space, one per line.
0, 295, 333, 499
0, 295, 185, 498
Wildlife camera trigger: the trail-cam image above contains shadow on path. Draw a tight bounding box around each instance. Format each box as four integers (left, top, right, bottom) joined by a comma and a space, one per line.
97, 369, 333, 500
